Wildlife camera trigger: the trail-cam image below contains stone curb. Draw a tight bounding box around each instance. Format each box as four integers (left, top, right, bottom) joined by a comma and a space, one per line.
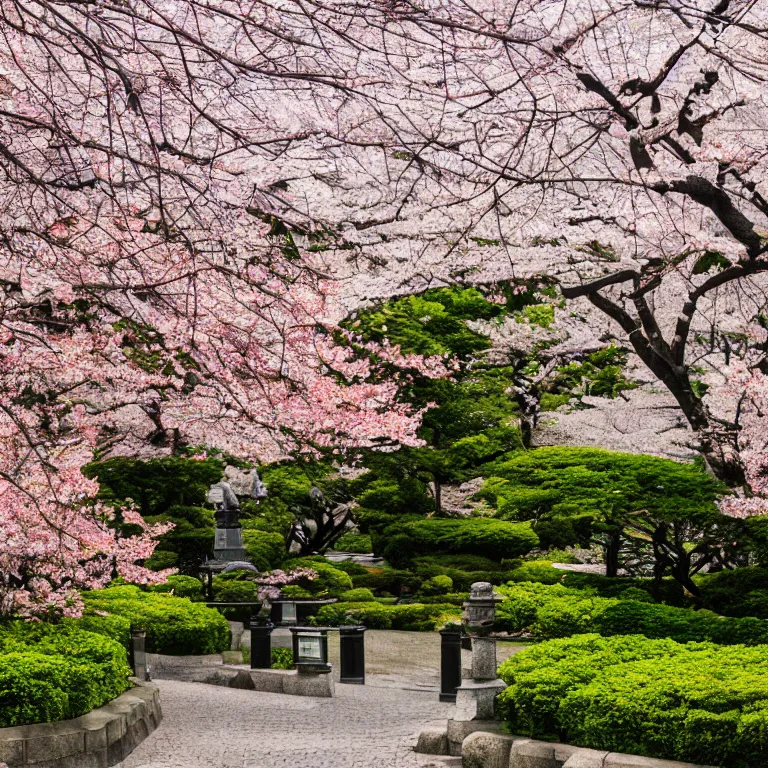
0, 679, 162, 768
146, 654, 336, 698
416, 727, 715, 768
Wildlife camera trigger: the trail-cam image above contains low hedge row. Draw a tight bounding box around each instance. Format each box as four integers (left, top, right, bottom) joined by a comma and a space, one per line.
82, 585, 230, 655
497, 633, 768, 768
376, 517, 538, 566
0, 623, 131, 727
313, 601, 460, 631
496, 582, 768, 645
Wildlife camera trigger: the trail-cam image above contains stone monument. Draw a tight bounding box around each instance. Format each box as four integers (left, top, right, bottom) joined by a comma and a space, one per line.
454, 581, 506, 721
201, 467, 268, 583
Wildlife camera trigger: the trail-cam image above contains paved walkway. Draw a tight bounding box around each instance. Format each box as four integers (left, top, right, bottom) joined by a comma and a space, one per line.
118, 631, 526, 768
118, 679, 452, 768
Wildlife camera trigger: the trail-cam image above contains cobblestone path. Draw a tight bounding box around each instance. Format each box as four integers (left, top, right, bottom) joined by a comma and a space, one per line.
118, 631, 526, 768
118, 678, 452, 768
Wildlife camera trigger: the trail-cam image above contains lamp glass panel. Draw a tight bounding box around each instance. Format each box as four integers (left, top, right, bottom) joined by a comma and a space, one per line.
298, 636, 323, 661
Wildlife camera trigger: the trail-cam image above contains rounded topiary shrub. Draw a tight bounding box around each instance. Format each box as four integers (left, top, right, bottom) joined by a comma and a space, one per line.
339, 588, 376, 602
0, 625, 131, 727
418, 575, 453, 596
290, 560, 353, 597
82, 586, 230, 655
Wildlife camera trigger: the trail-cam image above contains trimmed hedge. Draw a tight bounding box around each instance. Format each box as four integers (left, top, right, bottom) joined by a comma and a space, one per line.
506, 561, 565, 585
241, 528, 286, 571
339, 588, 376, 602
379, 517, 538, 564
332, 532, 373, 553
149, 574, 204, 600
82, 585, 230, 655
695, 567, 768, 618
497, 634, 768, 768
496, 582, 768, 645
0, 623, 131, 727
289, 560, 354, 597
314, 601, 460, 631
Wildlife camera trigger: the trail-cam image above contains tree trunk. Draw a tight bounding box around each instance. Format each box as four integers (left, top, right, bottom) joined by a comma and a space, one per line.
604, 531, 621, 577
434, 478, 442, 516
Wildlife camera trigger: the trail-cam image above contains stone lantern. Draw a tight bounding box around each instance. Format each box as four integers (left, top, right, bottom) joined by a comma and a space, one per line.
462, 581, 503, 634
454, 581, 506, 722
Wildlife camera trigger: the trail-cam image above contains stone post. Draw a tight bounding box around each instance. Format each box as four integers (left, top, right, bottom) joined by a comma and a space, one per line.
131, 629, 149, 681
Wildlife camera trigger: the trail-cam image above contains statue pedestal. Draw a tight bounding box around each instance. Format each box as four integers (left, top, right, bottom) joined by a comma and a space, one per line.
453, 635, 504, 722
214, 527, 248, 562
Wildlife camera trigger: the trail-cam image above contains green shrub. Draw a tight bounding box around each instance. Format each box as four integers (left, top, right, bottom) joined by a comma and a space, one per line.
330, 561, 371, 577
418, 575, 453, 596
0, 625, 131, 727
496, 582, 768, 645
351, 568, 422, 595
558, 572, 686, 605
381, 517, 538, 563
415, 554, 504, 571
83, 586, 230, 655
537, 549, 581, 564
695, 567, 768, 618
211, 578, 259, 603
144, 550, 179, 571
289, 560, 353, 597
332, 532, 373, 553
161, 528, 215, 575
497, 634, 768, 767
280, 585, 313, 598
418, 593, 468, 606
61, 613, 132, 647
314, 601, 460, 631
507, 561, 565, 585
271, 648, 295, 669
339, 588, 376, 602
242, 529, 286, 571
149, 574, 204, 600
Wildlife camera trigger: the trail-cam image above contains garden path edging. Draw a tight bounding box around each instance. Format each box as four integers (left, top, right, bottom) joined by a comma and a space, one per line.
0, 679, 162, 768
418, 723, 716, 768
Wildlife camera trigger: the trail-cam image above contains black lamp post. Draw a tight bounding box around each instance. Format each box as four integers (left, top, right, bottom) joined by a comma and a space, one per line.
339, 626, 366, 685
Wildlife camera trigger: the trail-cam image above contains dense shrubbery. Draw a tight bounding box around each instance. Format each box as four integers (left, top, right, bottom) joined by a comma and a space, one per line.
497, 634, 768, 768
350, 567, 422, 596
82, 586, 230, 655
694, 567, 768, 618
332, 532, 373, 553
506, 561, 565, 585
241, 528, 287, 571
496, 582, 768, 645
271, 648, 295, 669
149, 574, 204, 600
0, 623, 131, 727
314, 601, 460, 631
376, 517, 538, 566
288, 559, 353, 597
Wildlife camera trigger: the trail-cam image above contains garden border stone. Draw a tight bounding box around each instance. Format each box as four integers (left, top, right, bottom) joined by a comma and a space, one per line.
0, 679, 161, 768
418, 726, 716, 768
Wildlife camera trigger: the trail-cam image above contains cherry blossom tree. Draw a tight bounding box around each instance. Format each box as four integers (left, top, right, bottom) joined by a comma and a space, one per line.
0, 0, 448, 615
326, 0, 768, 486
4, 0, 768, 614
